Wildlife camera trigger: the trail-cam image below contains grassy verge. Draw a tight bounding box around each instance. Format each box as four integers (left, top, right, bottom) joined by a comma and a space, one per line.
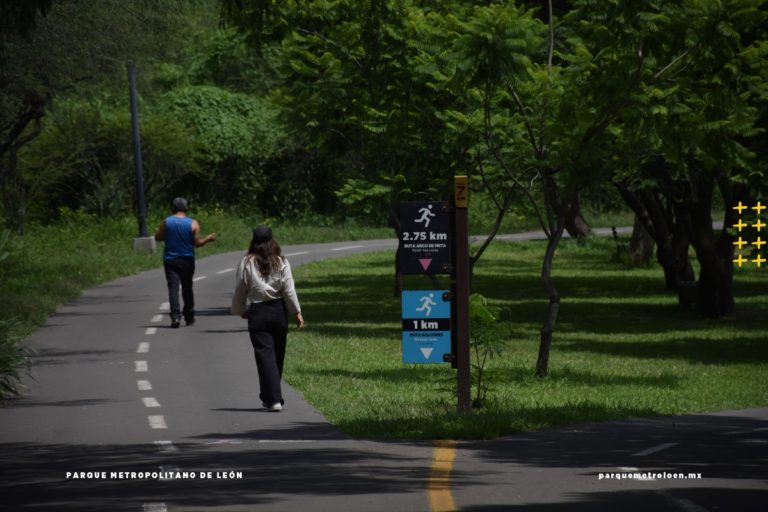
285, 237, 768, 439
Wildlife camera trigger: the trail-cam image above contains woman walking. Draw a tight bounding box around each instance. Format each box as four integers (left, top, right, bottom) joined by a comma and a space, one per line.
231, 225, 304, 412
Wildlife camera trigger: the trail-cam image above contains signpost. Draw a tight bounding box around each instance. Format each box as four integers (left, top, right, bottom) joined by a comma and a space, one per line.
401, 290, 451, 363
452, 176, 472, 412
397, 177, 471, 412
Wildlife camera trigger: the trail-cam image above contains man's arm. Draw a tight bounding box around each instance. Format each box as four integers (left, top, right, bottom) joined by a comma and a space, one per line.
154, 220, 167, 242
191, 219, 216, 247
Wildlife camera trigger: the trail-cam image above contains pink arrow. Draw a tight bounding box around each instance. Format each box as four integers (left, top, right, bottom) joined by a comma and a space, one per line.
419, 258, 432, 271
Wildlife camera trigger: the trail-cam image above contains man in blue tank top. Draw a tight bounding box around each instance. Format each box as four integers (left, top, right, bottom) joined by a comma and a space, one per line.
154, 197, 216, 328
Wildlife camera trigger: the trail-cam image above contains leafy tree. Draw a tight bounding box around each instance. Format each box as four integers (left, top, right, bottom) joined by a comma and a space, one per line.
19, 99, 202, 218
223, 1, 470, 221
1, 0, 198, 231
414, 2, 610, 377
585, 0, 768, 317
158, 84, 288, 212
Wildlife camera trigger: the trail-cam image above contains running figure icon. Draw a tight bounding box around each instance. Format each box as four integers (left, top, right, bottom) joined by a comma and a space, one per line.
415, 204, 435, 228
416, 293, 437, 316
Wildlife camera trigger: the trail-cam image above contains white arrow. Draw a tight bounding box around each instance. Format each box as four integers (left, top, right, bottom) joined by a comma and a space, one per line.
420, 347, 433, 359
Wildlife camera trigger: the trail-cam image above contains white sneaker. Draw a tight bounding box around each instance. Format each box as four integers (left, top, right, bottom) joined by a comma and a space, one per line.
268, 403, 282, 412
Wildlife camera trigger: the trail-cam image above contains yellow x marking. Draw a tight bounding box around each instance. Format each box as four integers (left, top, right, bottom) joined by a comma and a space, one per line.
754, 237, 766, 250
733, 254, 749, 267
753, 254, 766, 268
734, 237, 748, 249
753, 201, 766, 214
753, 219, 766, 231
734, 219, 748, 232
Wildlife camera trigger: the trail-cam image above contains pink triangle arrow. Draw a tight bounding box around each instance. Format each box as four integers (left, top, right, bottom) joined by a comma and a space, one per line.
419, 258, 432, 271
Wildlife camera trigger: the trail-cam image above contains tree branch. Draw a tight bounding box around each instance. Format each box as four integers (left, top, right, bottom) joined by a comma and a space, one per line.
507, 84, 541, 156
482, 94, 551, 238
653, 49, 690, 80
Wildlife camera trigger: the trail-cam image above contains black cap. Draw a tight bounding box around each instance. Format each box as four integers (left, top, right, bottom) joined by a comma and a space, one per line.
171, 197, 188, 212
252, 225, 273, 244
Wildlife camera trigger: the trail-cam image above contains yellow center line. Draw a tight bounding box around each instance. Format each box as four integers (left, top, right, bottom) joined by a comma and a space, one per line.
428, 440, 458, 512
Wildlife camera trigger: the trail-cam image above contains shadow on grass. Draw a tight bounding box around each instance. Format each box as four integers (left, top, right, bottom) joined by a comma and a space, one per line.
299, 269, 766, 339
296, 366, 449, 385
335, 402, 661, 440
494, 366, 684, 388
557, 336, 768, 364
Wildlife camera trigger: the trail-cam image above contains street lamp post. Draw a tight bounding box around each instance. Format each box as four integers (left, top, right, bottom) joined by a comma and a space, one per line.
128, 62, 155, 253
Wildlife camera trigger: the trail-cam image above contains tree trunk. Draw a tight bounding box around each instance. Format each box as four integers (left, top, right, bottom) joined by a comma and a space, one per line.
686, 175, 735, 318
1, 145, 29, 234
564, 193, 591, 241
616, 183, 695, 291
470, 193, 512, 278
628, 214, 654, 265
535, 215, 565, 378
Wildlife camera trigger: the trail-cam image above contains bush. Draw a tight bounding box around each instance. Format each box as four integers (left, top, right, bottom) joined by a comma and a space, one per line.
18, 98, 202, 220
0, 229, 30, 399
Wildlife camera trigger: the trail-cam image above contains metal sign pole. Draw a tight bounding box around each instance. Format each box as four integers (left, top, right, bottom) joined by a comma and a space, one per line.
453, 176, 471, 412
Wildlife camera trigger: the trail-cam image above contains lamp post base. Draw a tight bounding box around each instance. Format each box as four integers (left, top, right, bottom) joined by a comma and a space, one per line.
132, 236, 156, 253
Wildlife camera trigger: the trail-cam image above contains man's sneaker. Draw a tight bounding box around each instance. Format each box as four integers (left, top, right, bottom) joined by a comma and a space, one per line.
170, 319, 181, 328
268, 403, 282, 412
185, 317, 195, 326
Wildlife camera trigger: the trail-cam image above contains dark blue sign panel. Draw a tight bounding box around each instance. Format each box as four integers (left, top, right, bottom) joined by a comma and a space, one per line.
398, 202, 451, 274
401, 290, 451, 364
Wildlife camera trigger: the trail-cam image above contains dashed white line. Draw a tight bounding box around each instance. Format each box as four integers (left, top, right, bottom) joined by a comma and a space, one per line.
142, 397, 161, 408
257, 439, 317, 444
135, 361, 148, 372
159, 302, 170, 311
137, 342, 150, 353
154, 440, 177, 452
216, 268, 235, 274
660, 491, 710, 512
145, 327, 157, 335
137, 380, 152, 391
193, 276, 207, 282
632, 442, 678, 457
151, 314, 164, 323
285, 251, 309, 257
143, 503, 167, 512
331, 245, 364, 251
204, 439, 316, 445
725, 427, 768, 435
148, 415, 167, 429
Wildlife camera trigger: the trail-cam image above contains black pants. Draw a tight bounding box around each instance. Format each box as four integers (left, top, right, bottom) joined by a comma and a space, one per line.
164, 258, 195, 322
248, 300, 288, 406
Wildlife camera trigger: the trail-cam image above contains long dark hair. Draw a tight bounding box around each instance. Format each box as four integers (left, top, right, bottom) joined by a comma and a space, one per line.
247, 238, 283, 278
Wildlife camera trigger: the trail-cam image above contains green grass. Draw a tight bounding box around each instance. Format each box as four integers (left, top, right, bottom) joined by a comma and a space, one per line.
285, 237, 768, 439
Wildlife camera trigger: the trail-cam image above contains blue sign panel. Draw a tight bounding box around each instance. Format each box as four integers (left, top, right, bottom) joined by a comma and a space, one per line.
402, 290, 451, 364
401, 290, 451, 319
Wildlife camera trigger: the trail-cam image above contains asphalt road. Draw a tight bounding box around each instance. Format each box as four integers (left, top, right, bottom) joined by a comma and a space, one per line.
0, 236, 765, 511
